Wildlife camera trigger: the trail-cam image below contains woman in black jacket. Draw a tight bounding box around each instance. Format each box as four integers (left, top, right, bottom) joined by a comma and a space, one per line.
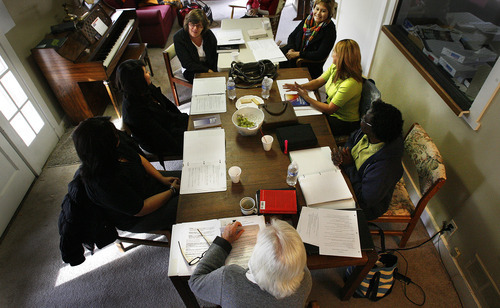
72, 117, 181, 233
117, 59, 188, 157
280, 0, 336, 79
174, 9, 218, 83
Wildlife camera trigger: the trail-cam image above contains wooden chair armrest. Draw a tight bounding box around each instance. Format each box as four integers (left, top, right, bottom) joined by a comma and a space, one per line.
229, 4, 246, 18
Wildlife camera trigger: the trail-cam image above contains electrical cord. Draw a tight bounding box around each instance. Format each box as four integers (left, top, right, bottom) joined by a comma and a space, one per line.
385, 224, 448, 252
394, 250, 426, 306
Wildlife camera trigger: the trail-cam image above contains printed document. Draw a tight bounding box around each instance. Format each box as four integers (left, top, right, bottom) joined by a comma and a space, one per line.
180, 129, 226, 194
276, 79, 322, 116
191, 77, 227, 115
297, 207, 361, 258
168, 215, 265, 276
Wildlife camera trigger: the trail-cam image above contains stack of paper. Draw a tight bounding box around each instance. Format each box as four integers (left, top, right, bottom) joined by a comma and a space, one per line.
297, 207, 361, 258
180, 129, 226, 195
289, 146, 355, 209
168, 215, 266, 276
190, 77, 227, 115
213, 29, 245, 45
247, 28, 267, 39
246, 39, 287, 62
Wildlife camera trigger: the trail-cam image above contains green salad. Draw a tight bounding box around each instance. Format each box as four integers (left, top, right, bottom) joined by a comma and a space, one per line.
236, 115, 255, 128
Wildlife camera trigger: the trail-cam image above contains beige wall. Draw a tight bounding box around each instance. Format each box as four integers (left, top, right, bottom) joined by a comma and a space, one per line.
3, 0, 68, 123
371, 32, 500, 288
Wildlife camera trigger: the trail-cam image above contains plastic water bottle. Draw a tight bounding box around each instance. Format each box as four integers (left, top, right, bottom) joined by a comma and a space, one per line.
261, 76, 272, 99
286, 161, 299, 186
227, 77, 236, 100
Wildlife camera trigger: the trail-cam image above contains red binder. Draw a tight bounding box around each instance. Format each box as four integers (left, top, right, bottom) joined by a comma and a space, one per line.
257, 189, 297, 214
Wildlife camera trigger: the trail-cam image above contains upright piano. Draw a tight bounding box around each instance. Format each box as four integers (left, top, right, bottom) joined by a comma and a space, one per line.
32, 2, 150, 124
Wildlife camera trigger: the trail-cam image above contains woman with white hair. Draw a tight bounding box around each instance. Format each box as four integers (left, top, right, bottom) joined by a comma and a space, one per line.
188, 219, 312, 307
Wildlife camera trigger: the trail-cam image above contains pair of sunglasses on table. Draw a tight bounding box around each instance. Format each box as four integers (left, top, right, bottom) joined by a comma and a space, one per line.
178, 228, 212, 266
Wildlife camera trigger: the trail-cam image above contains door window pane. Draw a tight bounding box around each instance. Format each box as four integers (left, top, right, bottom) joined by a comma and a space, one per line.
1, 71, 27, 108
0, 86, 16, 119
21, 101, 44, 133
0, 56, 6, 75
10, 113, 36, 146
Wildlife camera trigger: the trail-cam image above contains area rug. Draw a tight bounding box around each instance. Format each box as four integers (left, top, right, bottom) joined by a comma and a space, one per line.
45, 126, 80, 168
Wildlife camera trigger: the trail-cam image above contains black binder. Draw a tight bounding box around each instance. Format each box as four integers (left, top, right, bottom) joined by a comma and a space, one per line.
275, 124, 318, 152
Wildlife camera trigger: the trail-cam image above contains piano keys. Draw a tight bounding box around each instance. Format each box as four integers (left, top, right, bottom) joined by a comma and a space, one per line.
32, 2, 151, 124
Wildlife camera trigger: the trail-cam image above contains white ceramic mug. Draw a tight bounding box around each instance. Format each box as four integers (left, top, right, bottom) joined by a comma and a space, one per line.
240, 197, 257, 215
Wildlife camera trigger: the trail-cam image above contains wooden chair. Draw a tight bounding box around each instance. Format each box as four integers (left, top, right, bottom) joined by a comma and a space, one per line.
115, 230, 171, 252
370, 123, 447, 247
229, 0, 286, 39
334, 78, 381, 145
163, 44, 192, 106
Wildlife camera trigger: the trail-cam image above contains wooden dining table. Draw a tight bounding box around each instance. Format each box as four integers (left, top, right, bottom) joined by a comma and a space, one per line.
169, 67, 377, 308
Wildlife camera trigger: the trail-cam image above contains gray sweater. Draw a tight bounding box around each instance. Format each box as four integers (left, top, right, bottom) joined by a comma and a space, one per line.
189, 237, 312, 308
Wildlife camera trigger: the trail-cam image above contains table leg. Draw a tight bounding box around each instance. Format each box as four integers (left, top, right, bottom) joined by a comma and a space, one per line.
340, 249, 378, 300
169, 276, 200, 308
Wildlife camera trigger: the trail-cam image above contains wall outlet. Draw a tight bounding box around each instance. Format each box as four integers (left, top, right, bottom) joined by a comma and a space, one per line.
444, 219, 458, 238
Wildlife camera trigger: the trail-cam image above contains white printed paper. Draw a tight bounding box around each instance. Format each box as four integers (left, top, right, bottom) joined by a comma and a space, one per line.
297, 207, 361, 258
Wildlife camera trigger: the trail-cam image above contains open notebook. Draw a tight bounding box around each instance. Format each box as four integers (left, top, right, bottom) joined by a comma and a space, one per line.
289, 146, 355, 209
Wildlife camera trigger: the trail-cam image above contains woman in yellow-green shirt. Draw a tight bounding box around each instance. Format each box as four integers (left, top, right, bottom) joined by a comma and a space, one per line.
283, 39, 363, 136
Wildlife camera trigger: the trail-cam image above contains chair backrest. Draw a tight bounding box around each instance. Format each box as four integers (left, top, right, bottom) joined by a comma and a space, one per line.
359, 78, 381, 116
165, 43, 176, 60
404, 123, 446, 195
163, 44, 185, 82
269, 0, 286, 38
275, 0, 286, 15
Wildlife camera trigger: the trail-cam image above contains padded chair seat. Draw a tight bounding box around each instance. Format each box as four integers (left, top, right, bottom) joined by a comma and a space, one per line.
384, 178, 413, 216
169, 53, 189, 82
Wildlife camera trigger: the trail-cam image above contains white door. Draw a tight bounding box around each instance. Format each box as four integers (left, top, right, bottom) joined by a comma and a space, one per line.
0, 41, 59, 236
0, 133, 35, 235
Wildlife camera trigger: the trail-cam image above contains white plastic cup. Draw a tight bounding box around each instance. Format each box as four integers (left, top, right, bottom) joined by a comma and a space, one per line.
261, 135, 273, 151
228, 166, 242, 183
231, 51, 239, 62
240, 197, 257, 215
262, 20, 271, 30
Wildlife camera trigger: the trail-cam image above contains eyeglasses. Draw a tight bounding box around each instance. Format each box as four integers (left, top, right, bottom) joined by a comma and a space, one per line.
178, 229, 211, 266
189, 23, 203, 29
361, 117, 372, 127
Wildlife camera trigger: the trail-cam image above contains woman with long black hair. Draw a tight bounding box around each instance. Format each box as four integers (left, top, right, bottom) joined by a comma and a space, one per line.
72, 116, 180, 232
117, 59, 188, 157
